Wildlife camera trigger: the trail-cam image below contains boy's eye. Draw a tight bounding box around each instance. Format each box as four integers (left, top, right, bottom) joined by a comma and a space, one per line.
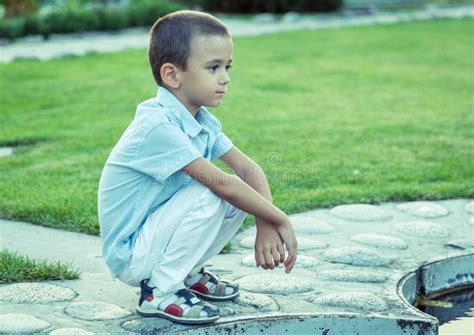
225, 64, 232, 71
208, 65, 219, 72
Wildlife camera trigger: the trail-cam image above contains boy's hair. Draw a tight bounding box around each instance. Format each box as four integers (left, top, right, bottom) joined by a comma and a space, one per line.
149, 10, 230, 86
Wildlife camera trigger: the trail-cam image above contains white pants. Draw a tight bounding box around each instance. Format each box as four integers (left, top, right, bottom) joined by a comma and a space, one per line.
117, 182, 247, 293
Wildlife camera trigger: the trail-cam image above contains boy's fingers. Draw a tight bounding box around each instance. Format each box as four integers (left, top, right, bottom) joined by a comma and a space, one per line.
255, 251, 266, 269
285, 254, 294, 273
285, 248, 297, 273
277, 243, 286, 263
263, 250, 275, 269
271, 247, 280, 267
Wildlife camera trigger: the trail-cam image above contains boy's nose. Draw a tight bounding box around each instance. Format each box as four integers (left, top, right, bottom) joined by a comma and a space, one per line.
219, 71, 230, 85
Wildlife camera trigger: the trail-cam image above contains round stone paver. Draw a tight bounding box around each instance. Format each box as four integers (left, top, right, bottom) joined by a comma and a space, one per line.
323, 247, 392, 267
122, 318, 171, 333
233, 291, 279, 311
290, 216, 335, 234
218, 306, 236, 317
395, 201, 449, 218
241, 254, 319, 268
0, 313, 51, 333
464, 201, 474, 214
445, 239, 474, 250
50, 328, 94, 335
319, 270, 390, 283
329, 204, 392, 222
65, 302, 131, 321
0, 283, 77, 304
239, 236, 327, 250
395, 221, 450, 239
236, 274, 316, 294
308, 292, 388, 311
350, 234, 408, 250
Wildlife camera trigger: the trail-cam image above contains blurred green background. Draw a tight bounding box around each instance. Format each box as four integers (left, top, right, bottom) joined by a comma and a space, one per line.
1, 13, 473, 234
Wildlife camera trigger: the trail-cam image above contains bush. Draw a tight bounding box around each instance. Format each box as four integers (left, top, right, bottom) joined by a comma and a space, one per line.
0, 0, 183, 40
128, 0, 182, 26
190, 0, 344, 13
0, 17, 26, 40
96, 7, 129, 31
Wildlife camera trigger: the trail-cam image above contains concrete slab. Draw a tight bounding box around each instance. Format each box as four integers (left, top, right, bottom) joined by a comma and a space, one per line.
0, 198, 473, 334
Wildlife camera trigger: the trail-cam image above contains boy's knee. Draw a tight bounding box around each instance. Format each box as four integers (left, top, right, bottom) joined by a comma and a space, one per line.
186, 182, 223, 208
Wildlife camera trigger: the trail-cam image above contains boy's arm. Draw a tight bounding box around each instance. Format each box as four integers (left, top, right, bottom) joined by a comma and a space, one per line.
218, 147, 292, 270
182, 148, 298, 273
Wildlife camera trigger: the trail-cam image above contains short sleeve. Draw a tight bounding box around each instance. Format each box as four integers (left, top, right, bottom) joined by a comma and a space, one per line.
211, 132, 234, 160
130, 123, 202, 183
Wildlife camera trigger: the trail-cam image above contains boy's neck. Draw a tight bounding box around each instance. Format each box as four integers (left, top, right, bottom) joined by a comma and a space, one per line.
164, 87, 199, 118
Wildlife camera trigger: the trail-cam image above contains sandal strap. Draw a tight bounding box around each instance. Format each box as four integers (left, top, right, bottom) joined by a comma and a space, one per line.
197, 267, 238, 297
186, 304, 204, 318
215, 281, 227, 296
175, 288, 201, 306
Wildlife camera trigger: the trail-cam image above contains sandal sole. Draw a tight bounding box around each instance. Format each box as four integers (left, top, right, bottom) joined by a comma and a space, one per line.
189, 289, 240, 301
136, 306, 220, 324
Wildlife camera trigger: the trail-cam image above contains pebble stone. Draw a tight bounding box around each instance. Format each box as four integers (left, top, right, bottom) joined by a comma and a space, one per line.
445, 239, 474, 250
395, 201, 449, 218
465, 201, 474, 214
122, 318, 171, 333
241, 254, 319, 268
329, 204, 392, 222
65, 302, 131, 321
323, 247, 392, 267
395, 221, 450, 239
350, 234, 408, 250
319, 270, 390, 283
233, 291, 279, 311
0, 313, 51, 333
0, 283, 77, 303
239, 236, 327, 250
308, 292, 389, 311
0, 147, 13, 157
289, 216, 335, 234
236, 274, 317, 294
50, 328, 94, 335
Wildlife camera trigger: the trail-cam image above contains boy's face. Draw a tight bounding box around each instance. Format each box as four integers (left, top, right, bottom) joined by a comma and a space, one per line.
176, 34, 233, 114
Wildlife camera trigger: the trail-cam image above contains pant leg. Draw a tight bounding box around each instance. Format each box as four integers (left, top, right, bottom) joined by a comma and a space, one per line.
118, 182, 231, 293
188, 202, 247, 276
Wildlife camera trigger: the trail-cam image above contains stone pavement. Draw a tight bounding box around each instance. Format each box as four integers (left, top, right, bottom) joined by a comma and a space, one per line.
0, 199, 473, 334
0, 5, 473, 63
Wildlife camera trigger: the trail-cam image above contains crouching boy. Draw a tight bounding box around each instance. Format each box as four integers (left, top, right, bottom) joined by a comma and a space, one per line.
98, 10, 298, 325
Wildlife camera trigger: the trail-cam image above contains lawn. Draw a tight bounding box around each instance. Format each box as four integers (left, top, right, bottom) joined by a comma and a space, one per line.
0, 19, 473, 235
0, 249, 80, 283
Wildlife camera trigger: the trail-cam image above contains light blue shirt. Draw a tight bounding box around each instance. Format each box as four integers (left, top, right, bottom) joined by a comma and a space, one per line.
98, 86, 234, 277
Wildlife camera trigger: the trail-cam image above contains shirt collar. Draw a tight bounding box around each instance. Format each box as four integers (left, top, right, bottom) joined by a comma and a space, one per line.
156, 86, 204, 138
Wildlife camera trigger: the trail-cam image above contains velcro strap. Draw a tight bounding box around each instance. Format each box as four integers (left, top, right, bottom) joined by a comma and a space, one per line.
189, 297, 200, 305
176, 289, 196, 302
186, 305, 204, 318
215, 281, 227, 296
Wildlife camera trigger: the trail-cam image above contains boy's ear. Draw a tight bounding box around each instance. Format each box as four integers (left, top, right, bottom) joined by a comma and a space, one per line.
160, 63, 181, 89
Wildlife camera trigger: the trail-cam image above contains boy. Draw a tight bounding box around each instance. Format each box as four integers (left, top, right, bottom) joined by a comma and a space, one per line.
98, 10, 297, 325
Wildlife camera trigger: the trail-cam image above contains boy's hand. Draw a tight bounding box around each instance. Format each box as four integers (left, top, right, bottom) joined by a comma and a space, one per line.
254, 219, 285, 270
276, 220, 298, 273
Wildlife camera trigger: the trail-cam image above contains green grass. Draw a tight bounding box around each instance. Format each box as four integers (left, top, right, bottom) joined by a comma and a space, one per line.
0, 19, 473, 235
0, 249, 80, 283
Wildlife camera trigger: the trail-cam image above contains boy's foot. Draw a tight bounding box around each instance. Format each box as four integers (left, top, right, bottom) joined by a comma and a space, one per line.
136, 279, 220, 324
184, 266, 240, 301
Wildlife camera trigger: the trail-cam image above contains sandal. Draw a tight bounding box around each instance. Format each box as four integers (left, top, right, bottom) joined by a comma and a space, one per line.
136, 279, 220, 324
185, 267, 240, 301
